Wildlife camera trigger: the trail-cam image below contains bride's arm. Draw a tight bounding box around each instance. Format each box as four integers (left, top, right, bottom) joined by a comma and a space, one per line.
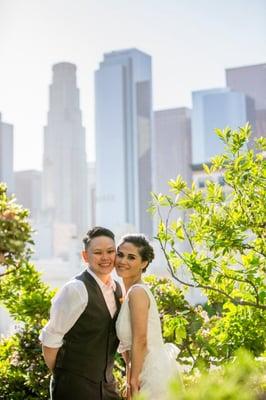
128, 287, 149, 397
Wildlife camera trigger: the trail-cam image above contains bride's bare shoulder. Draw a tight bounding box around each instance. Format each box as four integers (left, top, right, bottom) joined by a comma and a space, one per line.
128, 285, 150, 307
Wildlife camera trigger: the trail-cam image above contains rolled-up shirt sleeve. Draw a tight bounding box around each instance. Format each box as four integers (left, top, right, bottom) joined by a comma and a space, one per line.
39, 279, 88, 348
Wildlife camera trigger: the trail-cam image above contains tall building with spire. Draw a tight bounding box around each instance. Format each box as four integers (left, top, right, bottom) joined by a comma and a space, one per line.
42, 62, 88, 238
95, 49, 153, 236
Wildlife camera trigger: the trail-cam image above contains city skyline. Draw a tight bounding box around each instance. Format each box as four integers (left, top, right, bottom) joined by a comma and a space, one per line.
0, 0, 265, 171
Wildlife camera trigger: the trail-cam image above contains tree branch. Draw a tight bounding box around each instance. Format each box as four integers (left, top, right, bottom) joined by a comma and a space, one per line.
157, 238, 266, 310
0, 262, 22, 277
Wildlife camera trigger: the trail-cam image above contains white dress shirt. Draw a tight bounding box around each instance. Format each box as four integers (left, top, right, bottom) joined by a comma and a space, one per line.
39, 268, 117, 348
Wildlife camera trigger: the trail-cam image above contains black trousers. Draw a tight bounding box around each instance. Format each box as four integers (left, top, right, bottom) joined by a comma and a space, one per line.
50, 369, 121, 400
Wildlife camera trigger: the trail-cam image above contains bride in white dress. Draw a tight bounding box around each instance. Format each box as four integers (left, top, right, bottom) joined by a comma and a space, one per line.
116, 234, 180, 400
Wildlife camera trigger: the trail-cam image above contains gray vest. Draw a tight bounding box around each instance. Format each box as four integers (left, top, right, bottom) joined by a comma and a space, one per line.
55, 270, 122, 383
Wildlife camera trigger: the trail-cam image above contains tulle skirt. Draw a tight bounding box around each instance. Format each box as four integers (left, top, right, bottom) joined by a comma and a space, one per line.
139, 343, 181, 400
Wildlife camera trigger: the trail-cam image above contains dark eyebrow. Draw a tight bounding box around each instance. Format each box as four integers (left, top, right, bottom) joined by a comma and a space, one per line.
117, 250, 136, 256
94, 246, 115, 251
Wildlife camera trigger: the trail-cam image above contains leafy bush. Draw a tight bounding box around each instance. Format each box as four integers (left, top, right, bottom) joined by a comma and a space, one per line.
0, 324, 50, 399
133, 350, 266, 400
0, 183, 33, 275
0, 262, 54, 398
168, 350, 266, 400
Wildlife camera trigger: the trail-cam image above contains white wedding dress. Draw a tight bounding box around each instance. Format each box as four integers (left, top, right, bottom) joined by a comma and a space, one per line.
116, 284, 180, 400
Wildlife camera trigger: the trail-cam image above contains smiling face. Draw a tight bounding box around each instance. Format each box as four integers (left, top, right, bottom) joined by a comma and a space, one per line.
82, 235, 116, 279
115, 241, 148, 280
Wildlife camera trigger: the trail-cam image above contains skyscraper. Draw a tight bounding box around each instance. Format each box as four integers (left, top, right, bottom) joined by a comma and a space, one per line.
154, 107, 192, 194
154, 107, 192, 252
95, 49, 153, 236
226, 63, 266, 138
42, 62, 88, 238
0, 113, 14, 194
14, 170, 42, 220
87, 161, 96, 228
192, 88, 255, 165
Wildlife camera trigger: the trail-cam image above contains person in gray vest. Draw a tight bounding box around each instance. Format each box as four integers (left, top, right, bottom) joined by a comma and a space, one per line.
40, 226, 122, 400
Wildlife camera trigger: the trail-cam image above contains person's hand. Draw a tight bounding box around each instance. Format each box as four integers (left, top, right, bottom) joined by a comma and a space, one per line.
126, 383, 131, 400
125, 363, 132, 399
130, 378, 140, 398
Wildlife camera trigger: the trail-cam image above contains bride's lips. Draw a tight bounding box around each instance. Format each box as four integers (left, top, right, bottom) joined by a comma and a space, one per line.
116, 265, 127, 271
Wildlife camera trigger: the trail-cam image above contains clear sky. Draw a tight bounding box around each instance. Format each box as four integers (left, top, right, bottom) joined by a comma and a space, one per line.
0, 0, 265, 171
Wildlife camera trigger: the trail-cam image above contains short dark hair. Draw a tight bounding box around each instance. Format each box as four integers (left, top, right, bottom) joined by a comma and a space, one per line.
83, 226, 115, 250
118, 234, 155, 273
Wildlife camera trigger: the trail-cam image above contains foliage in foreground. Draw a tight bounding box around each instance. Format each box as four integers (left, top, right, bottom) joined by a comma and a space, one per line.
0, 262, 54, 399
169, 349, 266, 400
134, 350, 266, 400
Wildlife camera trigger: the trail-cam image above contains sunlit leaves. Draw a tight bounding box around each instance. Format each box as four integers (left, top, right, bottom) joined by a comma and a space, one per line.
150, 124, 265, 312
169, 350, 266, 400
255, 136, 266, 151
205, 180, 225, 203
148, 124, 266, 379
0, 183, 33, 273
163, 314, 188, 344
170, 220, 185, 241
168, 175, 187, 194
0, 185, 55, 397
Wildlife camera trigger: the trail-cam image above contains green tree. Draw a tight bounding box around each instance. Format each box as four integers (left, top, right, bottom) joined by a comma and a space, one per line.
149, 124, 266, 310
0, 261, 54, 399
0, 183, 33, 276
149, 124, 266, 363
0, 183, 53, 398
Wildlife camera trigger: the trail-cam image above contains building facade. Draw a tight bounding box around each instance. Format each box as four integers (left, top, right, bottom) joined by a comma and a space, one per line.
14, 170, 42, 220
87, 161, 96, 228
0, 113, 14, 194
95, 49, 153, 236
154, 107, 192, 194
42, 62, 88, 238
192, 88, 255, 165
226, 63, 266, 139
154, 107, 192, 252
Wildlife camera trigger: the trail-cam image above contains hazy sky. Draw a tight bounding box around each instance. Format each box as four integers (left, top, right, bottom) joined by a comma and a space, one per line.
0, 0, 265, 171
